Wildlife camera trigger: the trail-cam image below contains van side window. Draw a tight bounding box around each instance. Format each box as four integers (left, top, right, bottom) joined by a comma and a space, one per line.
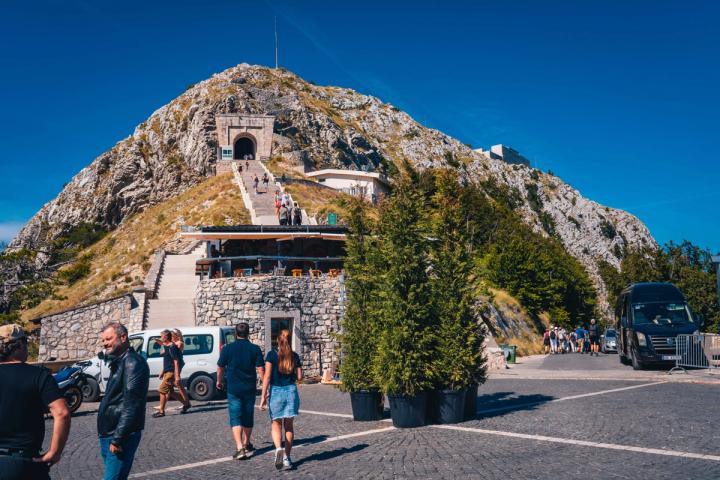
146, 335, 215, 358
129, 336, 143, 354
621, 296, 629, 327
183, 335, 214, 355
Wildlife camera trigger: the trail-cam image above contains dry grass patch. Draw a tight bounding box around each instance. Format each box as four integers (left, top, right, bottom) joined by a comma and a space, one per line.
24, 174, 250, 320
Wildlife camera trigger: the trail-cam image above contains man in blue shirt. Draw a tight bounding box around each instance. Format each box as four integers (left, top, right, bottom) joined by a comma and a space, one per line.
217, 323, 264, 461
575, 326, 586, 354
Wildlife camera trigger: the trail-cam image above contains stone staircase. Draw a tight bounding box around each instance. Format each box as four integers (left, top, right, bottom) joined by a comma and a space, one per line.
238, 160, 280, 225
146, 244, 205, 329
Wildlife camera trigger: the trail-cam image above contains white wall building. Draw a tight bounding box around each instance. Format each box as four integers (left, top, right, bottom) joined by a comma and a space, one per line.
305, 169, 390, 203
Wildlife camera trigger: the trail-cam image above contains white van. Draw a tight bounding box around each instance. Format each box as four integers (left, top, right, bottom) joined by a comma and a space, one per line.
75, 326, 237, 402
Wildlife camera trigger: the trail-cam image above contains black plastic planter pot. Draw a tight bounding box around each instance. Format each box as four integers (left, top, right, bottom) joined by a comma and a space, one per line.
350, 390, 384, 421
388, 391, 428, 428
436, 389, 466, 424
464, 383, 478, 420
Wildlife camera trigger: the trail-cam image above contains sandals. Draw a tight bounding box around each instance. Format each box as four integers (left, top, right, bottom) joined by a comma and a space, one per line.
181, 403, 192, 414
152, 411, 165, 418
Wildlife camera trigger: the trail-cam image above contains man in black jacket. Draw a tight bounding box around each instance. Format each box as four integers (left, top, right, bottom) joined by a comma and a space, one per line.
97, 322, 149, 480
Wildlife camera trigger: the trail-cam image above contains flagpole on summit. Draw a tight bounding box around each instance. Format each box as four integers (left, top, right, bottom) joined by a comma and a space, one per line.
275, 16, 279, 69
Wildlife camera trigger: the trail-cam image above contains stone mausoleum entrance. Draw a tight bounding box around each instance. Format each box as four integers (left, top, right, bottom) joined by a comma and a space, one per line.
215, 114, 274, 174
233, 136, 256, 160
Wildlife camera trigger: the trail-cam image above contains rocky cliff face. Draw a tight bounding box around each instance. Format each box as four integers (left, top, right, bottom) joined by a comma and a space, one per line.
10, 63, 655, 313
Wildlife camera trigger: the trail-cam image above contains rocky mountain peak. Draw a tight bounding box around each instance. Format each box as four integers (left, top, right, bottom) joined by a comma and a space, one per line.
9, 63, 655, 313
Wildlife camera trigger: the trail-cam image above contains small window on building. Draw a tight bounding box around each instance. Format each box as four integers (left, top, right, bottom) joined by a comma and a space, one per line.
222, 148, 233, 159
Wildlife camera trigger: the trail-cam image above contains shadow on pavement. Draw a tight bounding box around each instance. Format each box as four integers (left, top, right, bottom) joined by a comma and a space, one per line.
292, 443, 368, 468
472, 393, 556, 420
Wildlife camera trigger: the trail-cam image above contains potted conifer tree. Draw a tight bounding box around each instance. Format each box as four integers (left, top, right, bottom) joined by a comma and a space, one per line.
372, 166, 436, 428
338, 200, 384, 421
427, 171, 486, 423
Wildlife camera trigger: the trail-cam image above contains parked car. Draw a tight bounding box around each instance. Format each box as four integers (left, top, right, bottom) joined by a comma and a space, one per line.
73, 326, 237, 401
601, 328, 618, 354
614, 282, 703, 370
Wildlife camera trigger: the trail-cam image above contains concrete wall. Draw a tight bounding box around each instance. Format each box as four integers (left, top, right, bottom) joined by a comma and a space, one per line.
37, 290, 147, 361
195, 277, 343, 378
316, 176, 386, 200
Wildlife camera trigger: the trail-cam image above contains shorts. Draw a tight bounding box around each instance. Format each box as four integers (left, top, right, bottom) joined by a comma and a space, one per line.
543, 338, 550, 346
158, 372, 176, 395
589, 335, 599, 346
227, 392, 256, 428
268, 384, 300, 420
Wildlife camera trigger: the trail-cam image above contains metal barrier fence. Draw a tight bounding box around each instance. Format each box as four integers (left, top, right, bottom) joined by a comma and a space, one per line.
671, 333, 720, 374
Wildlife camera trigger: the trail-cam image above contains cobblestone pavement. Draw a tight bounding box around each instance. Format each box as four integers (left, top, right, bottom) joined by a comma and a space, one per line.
45, 356, 720, 479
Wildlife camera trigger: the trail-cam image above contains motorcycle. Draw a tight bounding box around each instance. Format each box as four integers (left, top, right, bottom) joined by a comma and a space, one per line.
53, 366, 86, 414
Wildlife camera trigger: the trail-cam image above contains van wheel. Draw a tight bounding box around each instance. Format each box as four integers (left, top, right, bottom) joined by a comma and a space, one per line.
619, 351, 630, 365
81, 377, 100, 402
189, 375, 215, 402
631, 348, 644, 370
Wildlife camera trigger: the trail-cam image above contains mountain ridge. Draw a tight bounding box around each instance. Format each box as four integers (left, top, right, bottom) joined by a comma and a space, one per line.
9, 63, 656, 315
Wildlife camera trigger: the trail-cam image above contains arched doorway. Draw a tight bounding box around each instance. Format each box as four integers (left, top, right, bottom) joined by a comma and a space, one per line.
233, 136, 256, 160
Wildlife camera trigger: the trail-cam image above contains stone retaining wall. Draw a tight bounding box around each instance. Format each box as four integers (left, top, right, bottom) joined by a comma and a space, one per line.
195, 277, 343, 378
37, 290, 147, 361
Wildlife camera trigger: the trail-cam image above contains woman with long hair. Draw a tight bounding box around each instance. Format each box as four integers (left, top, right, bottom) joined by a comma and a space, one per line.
260, 329, 302, 470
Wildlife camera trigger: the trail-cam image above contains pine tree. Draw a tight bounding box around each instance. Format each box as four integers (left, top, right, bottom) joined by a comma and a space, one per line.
371, 165, 436, 396
429, 171, 486, 390
338, 199, 380, 392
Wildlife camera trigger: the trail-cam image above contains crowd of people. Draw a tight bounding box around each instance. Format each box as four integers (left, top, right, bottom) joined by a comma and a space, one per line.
542, 318, 602, 356
0, 321, 303, 479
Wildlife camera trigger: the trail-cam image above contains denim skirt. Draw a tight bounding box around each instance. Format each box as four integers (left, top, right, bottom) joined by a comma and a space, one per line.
268, 384, 300, 420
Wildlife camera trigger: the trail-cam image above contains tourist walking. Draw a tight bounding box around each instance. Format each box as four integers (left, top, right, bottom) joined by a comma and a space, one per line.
245, 160, 249, 172
171, 329, 192, 407
279, 203, 290, 226
216, 323, 265, 461
542, 329, 550, 354
153, 330, 191, 418
0, 324, 70, 480
97, 322, 149, 480
291, 202, 302, 226
588, 319, 600, 356
549, 327, 558, 353
274, 190, 282, 218
260, 329, 302, 470
262, 173, 269, 192
253, 175, 259, 194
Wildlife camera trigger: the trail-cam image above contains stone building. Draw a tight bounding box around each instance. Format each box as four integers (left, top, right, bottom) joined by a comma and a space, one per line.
215, 114, 274, 174
474, 144, 531, 166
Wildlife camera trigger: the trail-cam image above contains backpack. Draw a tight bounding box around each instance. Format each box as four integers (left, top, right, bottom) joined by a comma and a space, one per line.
550, 330, 556, 340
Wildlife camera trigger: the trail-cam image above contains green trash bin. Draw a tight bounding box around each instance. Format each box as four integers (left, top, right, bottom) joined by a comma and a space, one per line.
507, 345, 518, 364
327, 212, 337, 225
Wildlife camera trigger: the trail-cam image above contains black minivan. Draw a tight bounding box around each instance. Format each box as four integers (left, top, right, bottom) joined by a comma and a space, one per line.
614, 282, 703, 370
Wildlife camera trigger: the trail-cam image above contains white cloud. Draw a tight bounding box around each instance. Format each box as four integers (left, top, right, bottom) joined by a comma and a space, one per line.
0, 221, 26, 244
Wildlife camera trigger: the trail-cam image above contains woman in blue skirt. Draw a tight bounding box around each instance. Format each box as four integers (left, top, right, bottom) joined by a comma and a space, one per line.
260, 329, 302, 470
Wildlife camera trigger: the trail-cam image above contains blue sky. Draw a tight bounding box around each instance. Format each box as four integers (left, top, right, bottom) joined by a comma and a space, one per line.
1, 0, 718, 252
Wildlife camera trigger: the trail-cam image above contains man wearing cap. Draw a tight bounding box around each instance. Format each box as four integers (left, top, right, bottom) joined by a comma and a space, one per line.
0, 324, 71, 479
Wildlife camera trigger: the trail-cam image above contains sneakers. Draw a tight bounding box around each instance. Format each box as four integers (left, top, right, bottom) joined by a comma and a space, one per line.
274, 448, 284, 470
283, 454, 293, 469
233, 448, 247, 461
243, 443, 254, 458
